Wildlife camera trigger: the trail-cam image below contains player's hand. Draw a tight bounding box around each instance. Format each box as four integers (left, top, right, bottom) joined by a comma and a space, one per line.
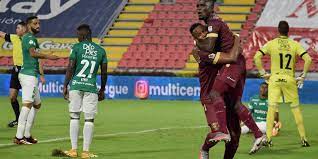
296, 73, 305, 89
192, 46, 201, 63
98, 89, 105, 101
63, 86, 69, 101
40, 75, 46, 84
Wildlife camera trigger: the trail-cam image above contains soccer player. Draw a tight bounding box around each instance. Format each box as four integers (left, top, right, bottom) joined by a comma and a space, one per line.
195, 0, 266, 157
242, 82, 268, 134
0, 23, 46, 128
189, 23, 241, 159
254, 21, 311, 147
0, 22, 26, 127
242, 82, 281, 136
14, 16, 58, 144
62, 24, 108, 158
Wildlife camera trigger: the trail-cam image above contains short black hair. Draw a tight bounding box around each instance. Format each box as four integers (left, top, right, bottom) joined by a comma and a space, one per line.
17, 21, 26, 26
189, 23, 204, 34
26, 16, 38, 24
77, 24, 91, 32
278, 20, 289, 36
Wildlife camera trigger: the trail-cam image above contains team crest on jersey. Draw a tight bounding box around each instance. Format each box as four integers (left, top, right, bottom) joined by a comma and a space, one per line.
208, 26, 213, 32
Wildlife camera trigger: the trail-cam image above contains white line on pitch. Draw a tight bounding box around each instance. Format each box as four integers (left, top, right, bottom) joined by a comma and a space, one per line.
0, 125, 207, 148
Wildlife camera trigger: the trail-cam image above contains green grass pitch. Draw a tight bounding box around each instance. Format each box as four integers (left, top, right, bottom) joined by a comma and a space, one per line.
0, 97, 317, 159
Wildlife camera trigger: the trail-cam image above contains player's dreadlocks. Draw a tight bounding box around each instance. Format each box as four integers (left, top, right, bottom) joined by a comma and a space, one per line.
77, 24, 92, 42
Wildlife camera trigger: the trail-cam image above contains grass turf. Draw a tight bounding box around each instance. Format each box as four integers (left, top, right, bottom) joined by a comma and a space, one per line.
0, 97, 317, 159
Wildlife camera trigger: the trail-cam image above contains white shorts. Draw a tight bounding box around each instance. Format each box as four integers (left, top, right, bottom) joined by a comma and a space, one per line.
241, 122, 266, 134
18, 73, 41, 105
69, 90, 98, 114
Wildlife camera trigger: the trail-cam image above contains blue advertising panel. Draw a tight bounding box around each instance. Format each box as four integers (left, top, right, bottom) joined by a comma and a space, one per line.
0, 0, 123, 37
0, 74, 317, 104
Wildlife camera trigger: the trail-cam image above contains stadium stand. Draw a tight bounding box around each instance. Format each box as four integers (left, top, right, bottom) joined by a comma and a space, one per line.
117, 0, 256, 73
103, 0, 159, 72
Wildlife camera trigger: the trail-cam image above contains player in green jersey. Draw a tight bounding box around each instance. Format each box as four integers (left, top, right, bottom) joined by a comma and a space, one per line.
242, 82, 269, 134
62, 24, 108, 158
242, 83, 282, 135
14, 16, 58, 145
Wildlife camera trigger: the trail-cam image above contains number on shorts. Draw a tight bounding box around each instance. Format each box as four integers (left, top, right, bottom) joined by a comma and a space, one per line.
76, 59, 96, 78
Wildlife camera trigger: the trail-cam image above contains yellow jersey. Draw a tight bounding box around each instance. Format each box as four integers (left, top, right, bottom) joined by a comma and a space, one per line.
259, 36, 306, 77
9, 34, 23, 66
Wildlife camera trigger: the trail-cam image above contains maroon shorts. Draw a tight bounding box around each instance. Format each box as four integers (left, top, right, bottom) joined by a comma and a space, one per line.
213, 55, 246, 102
216, 55, 246, 88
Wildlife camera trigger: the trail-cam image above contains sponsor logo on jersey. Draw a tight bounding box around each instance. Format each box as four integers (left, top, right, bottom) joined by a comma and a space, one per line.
208, 26, 213, 32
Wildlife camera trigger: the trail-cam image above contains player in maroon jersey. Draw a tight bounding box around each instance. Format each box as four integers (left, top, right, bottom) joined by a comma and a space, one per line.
190, 23, 242, 159
195, 0, 267, 158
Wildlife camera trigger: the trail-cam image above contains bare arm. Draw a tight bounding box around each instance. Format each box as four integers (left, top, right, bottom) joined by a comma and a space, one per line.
98, 62, 108, 101
211, 34, 240, 64
39, 60, 46, 83
63, 59, 76, 100
29, 48, 58, 60
194, 35, 240, 64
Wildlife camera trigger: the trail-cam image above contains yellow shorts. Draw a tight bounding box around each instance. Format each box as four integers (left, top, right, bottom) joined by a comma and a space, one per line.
268, 75, 299, 107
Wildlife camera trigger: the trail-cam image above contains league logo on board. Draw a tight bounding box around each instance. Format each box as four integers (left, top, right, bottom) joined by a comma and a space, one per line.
134, 80, 149, 99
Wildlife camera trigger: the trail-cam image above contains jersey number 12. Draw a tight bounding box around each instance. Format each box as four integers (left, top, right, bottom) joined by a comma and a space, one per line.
279, 53, 292, 70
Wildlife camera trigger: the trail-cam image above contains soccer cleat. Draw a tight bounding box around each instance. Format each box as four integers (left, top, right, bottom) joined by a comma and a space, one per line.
13, 137, 32, 145
7, 120, 18, 128
263, 140, 273, 147
64, 149, 78, 158
208, 132, 231, 143
24, 136, 38, 144
249, 135, 266, 155
301, 140, 310, 147
199, 150, 209, 159
81, 151, 98, 159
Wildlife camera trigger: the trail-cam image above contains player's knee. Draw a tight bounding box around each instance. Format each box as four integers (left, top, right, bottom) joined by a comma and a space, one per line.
23, 102, 33, 108
70, 112, 80, 120
9, 96, 18, 103
84, 113, 95, 122
33, 104, 41, 109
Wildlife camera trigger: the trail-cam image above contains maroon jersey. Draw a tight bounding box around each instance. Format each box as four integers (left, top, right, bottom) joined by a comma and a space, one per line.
199, 15, 245, 102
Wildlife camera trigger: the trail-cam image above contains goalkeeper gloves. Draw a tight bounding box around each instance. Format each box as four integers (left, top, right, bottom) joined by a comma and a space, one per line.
259, 70, 271, 81
296, 73, 306, 89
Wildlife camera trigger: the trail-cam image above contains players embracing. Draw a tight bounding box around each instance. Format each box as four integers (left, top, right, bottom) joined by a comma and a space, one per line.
192, 0, 267, 158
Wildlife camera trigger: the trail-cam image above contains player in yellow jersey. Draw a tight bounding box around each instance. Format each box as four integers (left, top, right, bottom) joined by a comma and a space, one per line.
254, 21, 311, 147
0, 22, 27, 127
0, 22, 46, 129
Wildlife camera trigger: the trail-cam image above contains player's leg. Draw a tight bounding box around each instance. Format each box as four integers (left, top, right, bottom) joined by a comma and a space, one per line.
199, 101, 219, 159
14, 74, 36, 144
8, 89, 20, 127
272, 109, 281, 137
81, 92, 98, 158
8, 66, 22, 127
24, 88, 41, 144
257, 122, 267, 134
232, 75, 263, 139
266, 76, 281, 145
283, 79, 309, 147
64, 90, 83, 158
224, 101, 241, 159
241, 125, 250, 134
208, 79, 231, 139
